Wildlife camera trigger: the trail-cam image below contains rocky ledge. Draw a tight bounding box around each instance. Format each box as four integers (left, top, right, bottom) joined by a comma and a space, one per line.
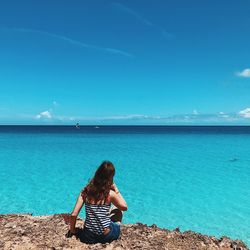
0, 214, 248, 250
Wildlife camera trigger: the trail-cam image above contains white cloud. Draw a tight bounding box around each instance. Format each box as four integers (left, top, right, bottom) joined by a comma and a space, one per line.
36, 110, 52, 119
30, 109, 250, 124
192, 110, 199, 115
50, 114, 159, 122
236, 68, 250, 78
239, 108, 250, 118
53, 101, 59, 106
218, 112, 229, 118
101, 114, 151, 120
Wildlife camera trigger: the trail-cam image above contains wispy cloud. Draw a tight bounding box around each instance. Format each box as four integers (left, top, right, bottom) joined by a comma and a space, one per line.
239, 108, 250, 118
192, 110, 199, 115
235, 68, 250, 78
218, 112, 229, 118
30, 109, 250, 124
50, 114, 160, 122
53, 101, 59, 107
112, 2, 153, 27
15, 108, 250, 124
0, 27, 133, 57
112, 2, 173, 39
100, 114, 161, 121
36, 110, 52, 119
104, 48, 133, 57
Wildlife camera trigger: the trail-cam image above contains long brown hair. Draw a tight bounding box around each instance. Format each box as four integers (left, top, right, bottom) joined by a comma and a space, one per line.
82, 161, 115, 203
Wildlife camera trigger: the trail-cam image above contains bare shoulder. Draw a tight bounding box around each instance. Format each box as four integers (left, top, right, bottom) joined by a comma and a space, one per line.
109, 190, 117, 205
109, 190, 116, 198
109, 189, 119, 202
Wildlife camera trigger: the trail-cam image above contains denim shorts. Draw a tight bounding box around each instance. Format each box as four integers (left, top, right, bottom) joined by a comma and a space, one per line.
79, 222, 121, 244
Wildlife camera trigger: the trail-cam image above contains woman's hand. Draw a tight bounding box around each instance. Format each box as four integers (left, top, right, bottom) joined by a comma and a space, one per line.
65, 228, 78, 238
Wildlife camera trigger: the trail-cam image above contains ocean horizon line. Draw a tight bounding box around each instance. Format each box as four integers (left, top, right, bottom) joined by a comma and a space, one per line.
1, 124, 250, 127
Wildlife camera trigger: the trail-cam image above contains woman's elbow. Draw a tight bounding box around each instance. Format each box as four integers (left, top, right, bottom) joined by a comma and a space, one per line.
121, 204, 128, 211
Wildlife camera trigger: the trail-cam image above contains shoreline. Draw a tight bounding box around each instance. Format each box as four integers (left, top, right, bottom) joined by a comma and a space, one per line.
0, 214, 248, 250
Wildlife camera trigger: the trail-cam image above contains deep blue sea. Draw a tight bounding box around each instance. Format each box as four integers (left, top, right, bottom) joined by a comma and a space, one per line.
0, 126, 249, 246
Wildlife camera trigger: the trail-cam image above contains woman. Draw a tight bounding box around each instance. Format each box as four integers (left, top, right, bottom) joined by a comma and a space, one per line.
67, 161, 128, 244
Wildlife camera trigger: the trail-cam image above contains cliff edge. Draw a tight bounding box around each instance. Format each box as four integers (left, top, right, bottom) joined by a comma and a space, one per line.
0, 214, 248, 250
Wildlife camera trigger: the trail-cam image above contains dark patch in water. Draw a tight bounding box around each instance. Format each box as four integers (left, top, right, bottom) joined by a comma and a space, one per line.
229, 158, 238, 162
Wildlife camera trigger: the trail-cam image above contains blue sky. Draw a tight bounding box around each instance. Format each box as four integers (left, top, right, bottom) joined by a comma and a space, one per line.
0, 0, 250, 125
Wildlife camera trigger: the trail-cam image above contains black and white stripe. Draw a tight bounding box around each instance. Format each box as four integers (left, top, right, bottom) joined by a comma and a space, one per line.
84, 203, 111, 235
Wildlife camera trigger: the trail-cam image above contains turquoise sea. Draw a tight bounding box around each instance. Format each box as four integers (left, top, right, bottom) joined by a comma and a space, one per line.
0, 126, 249, 246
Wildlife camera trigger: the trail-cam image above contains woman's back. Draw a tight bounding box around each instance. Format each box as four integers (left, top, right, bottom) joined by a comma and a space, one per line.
84, 203, 111, 235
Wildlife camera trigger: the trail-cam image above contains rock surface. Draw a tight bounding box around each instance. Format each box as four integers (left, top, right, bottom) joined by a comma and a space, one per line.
0, 214, 248, 250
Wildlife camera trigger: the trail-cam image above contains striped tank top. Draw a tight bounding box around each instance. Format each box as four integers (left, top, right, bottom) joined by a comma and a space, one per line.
84, 203, 111, 235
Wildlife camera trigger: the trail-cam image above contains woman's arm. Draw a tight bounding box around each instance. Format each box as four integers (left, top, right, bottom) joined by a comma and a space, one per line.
110, 184, 128, 211
70, 192, 85, 234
